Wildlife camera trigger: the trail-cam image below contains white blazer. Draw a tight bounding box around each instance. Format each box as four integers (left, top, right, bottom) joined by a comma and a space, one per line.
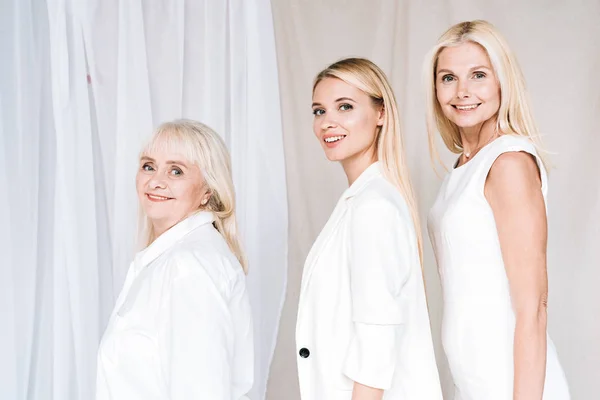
96, 212, 253, 400
296, 162, 442, 399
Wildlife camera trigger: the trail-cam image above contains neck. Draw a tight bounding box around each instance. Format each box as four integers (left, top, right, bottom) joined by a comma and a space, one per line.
151, 222, 171, 240
341, 148, 378, 186
459, 117, 498, 155
151, 216, 185, 241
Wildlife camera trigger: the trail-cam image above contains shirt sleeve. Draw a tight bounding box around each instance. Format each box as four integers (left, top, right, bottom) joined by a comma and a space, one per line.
229, 269, 254, 399
342, 197, 414, 389
158, 255, 252, 399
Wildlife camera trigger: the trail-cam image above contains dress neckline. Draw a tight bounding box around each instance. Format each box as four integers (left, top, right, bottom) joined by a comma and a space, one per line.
451, 135, 505, 172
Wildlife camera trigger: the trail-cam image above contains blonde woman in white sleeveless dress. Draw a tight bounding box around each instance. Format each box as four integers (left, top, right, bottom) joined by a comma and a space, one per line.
424, 21, 570, 400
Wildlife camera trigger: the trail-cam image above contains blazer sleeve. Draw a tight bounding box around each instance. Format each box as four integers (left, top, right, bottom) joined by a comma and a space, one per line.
342, 197, 414, 389
158, 254, 252, 399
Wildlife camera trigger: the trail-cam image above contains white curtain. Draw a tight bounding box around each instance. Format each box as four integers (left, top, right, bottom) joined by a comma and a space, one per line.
0, 0, 287, 399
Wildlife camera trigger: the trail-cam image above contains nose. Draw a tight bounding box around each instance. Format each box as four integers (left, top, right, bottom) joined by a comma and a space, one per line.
320, 116, 338, 131
456, 79, 471, 99
147, 172, 167, 190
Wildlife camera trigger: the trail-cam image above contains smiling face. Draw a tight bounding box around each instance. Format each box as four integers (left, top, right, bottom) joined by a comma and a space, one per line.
135, 145, 211, 236
435, 41, 501, 131
311, 77, 383, 165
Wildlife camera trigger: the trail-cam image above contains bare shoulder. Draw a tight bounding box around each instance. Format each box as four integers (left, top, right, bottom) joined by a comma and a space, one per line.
486, 151, 541, 196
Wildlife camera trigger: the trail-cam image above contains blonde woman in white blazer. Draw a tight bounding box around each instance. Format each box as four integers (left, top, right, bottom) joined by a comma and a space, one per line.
296, 58, 442, 400
96, 120, 253, 399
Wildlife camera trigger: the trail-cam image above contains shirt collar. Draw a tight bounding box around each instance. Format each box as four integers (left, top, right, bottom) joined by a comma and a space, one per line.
134, 211, 215, 269
342, 161, 383, 200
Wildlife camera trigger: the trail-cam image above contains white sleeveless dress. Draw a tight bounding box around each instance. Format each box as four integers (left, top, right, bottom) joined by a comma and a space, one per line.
428, 135, 570, 400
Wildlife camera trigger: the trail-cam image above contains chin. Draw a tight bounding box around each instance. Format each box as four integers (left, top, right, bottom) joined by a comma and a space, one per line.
322, 146, 350, 162
145, 212, 168, 225
325, 154, 342, 162
449, 109, 497, 129
143, 204, 172, 221
324, 152, 347, 162
452, 117, 486, 129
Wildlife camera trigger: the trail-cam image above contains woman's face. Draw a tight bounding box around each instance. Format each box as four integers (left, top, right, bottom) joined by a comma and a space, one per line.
435, 41, 501, 131
311, 77, 383, 164
136, 145, 210, 234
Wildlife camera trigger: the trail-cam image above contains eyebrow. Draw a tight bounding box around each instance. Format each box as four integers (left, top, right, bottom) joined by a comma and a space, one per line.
311, 97, 356, 108
437, 65, 492, 75
140, 156, 188, 167
469, 65, 491, 71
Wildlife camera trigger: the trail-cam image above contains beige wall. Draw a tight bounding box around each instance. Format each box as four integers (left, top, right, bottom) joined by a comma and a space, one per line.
268, 1, 600, 398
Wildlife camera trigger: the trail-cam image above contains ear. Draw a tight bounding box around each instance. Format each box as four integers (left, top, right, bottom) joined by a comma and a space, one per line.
376, 106, 385, 127
200, 190, 212, 206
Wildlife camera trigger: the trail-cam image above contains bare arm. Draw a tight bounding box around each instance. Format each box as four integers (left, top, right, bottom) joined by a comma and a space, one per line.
352, 382, 384, 400
485, 152, 548, 400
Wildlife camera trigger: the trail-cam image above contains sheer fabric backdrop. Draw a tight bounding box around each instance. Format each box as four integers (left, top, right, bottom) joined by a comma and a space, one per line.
1, 1, 598, 399
1, 0, 287, 399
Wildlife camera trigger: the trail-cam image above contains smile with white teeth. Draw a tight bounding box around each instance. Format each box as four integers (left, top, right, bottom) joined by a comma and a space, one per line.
324, 135, 346, 143
454, 104, 479, 110
147, 194, 171, 200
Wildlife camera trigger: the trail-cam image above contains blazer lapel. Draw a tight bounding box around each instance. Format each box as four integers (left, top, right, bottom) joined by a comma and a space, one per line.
299, 162, 382, 301
299, 196, 348, 299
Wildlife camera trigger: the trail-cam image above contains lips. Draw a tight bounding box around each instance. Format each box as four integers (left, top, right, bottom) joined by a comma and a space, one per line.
324, 135, 346, 143
146, 193, 174, 202
322, 133, 347, 148
452, 103, 481, 111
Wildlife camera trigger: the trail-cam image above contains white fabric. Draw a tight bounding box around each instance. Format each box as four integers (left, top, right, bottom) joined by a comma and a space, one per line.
0, 1, 108, 399
428, 135, 570, 399
296, 162, 442, 399
96, 212, 253, 400
1, 0, 287, 399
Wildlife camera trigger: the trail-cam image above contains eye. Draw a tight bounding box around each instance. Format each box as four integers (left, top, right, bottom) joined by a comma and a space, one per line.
441, 74, 455, 83
170, 167, 183, 176
312, 108, 325, 116
473, 71, 486, 79
339, 103, 353, 111
142, 163, 154, 172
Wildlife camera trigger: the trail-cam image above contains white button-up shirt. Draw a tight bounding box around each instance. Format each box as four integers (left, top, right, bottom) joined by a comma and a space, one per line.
296, 162, 442, 399
96, 212, 253, 400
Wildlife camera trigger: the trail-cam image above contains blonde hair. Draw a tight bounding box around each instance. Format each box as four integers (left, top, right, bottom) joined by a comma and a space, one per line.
423, 20, 548, 168
314, 58, 424, 264
139, 119, 248, 273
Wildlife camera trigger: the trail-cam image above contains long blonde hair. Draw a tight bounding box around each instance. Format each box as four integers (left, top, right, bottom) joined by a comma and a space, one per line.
314, 58, 424, 264
139, 119, 248, 273
423, 20, 548, 168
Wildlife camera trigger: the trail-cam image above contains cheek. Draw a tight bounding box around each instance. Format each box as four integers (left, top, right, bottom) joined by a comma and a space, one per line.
340, 112, 360, 132
191, 184, 204, 203
313, 118, 321, 137
436, 86, 453, 105
351, 112, 380, 144
135, 173, 146, 197
178, 181, 202, 206
481, 82, 501, 104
